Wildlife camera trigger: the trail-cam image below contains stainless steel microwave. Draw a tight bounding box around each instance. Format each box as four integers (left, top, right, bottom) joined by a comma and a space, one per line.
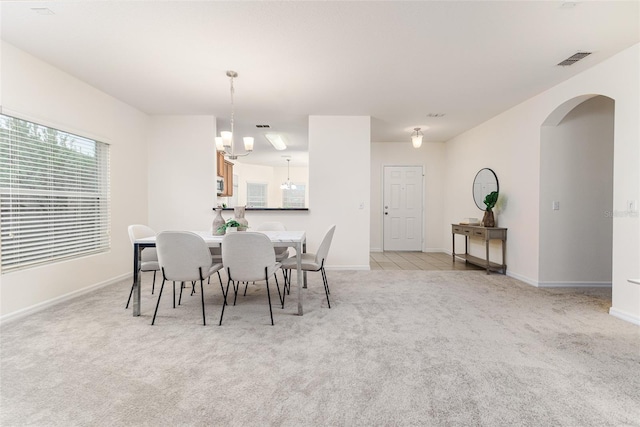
216, 177, 224, 195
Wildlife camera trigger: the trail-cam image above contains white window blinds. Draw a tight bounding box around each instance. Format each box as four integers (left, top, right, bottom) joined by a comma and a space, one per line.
246, 183, 267, 208
282, 184, 305, 208
0, 115, 110, 273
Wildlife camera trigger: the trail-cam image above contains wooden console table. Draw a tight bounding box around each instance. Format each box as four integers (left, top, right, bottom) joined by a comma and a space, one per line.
452, 224, 507, 274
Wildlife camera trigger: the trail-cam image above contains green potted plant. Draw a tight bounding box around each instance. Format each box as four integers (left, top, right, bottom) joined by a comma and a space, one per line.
217, 219, 248, 234
482, 191, 498, 227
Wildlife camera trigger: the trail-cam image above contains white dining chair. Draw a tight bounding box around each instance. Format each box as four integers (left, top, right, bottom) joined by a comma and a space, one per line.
281, 225, 336, 308
126, 224, 160, 309
152, 231, 224, 326
220, 232, 283, 325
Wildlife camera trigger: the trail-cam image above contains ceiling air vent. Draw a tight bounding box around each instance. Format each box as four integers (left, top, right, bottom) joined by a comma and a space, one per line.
557, 52, 592, 66
256, 124, 270, 128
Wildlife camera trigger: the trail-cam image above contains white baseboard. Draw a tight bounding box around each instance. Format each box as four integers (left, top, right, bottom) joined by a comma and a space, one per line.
505, 271, 612, 289
326, 265, 370, 271
506, 271, 539, 287
537, 281, 612, 288
370, 248, 447, 253
609, 307, 640, 326
0, 273, 129, 325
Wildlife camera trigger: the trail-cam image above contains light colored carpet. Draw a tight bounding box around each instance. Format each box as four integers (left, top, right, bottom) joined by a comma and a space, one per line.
1, 270, 639, 426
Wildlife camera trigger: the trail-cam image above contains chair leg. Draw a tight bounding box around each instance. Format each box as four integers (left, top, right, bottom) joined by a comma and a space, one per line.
151, 279, 166, 325
200, 279, 206, 326
233, 281, 239, 306
126, 282, 135, 309
152, 271, 157, 294
243, 282, 249, 296
321, 267, 331, 308
283, 270, 289, 301
217, 271, 227, 306
173, 282, 177, 308
283, 270, 291, 295
179, 281, 184, 306
219, 281, 231, 325
274, 273, 284, 309
265, 269, 274, 326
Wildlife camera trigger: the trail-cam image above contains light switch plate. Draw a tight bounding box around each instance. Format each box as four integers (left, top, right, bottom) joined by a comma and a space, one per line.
552, 201, 560, 210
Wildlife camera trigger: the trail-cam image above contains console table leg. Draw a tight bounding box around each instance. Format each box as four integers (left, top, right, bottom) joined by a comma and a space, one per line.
452, 233, 455, 263
485, 239, 490, 275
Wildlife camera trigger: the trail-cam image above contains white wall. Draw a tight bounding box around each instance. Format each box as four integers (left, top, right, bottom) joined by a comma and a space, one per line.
444, 43, 640, 324
539, 96, 614, 285
147, 115, 217, 232
0, 41, 149, 318
306, 116, 370, 268
370, 141, 446, 252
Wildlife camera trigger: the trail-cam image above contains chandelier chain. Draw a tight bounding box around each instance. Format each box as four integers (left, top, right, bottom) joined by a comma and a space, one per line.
229, 74, 235, 145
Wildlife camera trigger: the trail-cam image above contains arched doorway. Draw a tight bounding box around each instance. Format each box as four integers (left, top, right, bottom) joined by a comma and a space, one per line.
539, 95, 615, 287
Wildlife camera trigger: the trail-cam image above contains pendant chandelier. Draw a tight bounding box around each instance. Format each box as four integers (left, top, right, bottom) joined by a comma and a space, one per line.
215, 70, 253, 160
280, 158, 297, 190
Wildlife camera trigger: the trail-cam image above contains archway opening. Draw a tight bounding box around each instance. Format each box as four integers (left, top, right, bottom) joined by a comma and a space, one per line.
539, 95, 614, 288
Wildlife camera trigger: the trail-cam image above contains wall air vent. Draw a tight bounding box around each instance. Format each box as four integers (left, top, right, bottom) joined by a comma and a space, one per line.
557, 52, 592, 66
256, 124, 270, 128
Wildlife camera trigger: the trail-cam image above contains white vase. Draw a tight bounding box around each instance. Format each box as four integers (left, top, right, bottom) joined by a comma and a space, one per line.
212, 208, 226, 235
233, 206, 249, 230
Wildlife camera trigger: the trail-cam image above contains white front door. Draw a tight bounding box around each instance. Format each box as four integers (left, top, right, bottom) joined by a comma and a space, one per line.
383, 166, 423, 251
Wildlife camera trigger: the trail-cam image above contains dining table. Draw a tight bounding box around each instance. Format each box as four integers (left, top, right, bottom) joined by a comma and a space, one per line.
131, 230, 307, 316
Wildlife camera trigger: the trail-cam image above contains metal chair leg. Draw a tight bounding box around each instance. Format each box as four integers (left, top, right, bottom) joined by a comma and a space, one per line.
274, 273, 284, 309
126, 282, 135, 309
218, 271, 227, 306
200, 279, 206, 326
232, 281, 239, 306
152, 271, 157, 294
151, 279, 166, 325
321, 267, 331, 308
219, 281, 231, 325
173, 282, 177, 308
265, 268, 274, 326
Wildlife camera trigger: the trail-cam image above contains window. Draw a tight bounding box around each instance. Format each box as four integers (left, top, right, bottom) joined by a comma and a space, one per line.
0, 115, 110, 273
246, 183, 267, 208
282, 184, 305, 208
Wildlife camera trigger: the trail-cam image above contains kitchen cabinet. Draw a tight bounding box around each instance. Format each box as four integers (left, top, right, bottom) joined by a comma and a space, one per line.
216, 151, 234, 196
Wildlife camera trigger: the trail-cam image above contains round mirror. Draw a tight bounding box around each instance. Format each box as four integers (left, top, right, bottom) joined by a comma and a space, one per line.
473, 168, 499, 210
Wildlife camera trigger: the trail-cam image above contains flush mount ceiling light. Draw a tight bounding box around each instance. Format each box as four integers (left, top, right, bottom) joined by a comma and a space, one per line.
280, 158, 297, 190
411, 127, 423, 148
265, 133, 287, 151
215, 71, 253, 160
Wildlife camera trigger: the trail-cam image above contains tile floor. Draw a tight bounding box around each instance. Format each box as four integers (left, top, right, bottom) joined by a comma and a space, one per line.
370, 251, 483, 271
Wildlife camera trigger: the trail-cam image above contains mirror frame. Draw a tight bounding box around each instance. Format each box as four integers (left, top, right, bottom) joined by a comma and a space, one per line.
472, 168, 499, 210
